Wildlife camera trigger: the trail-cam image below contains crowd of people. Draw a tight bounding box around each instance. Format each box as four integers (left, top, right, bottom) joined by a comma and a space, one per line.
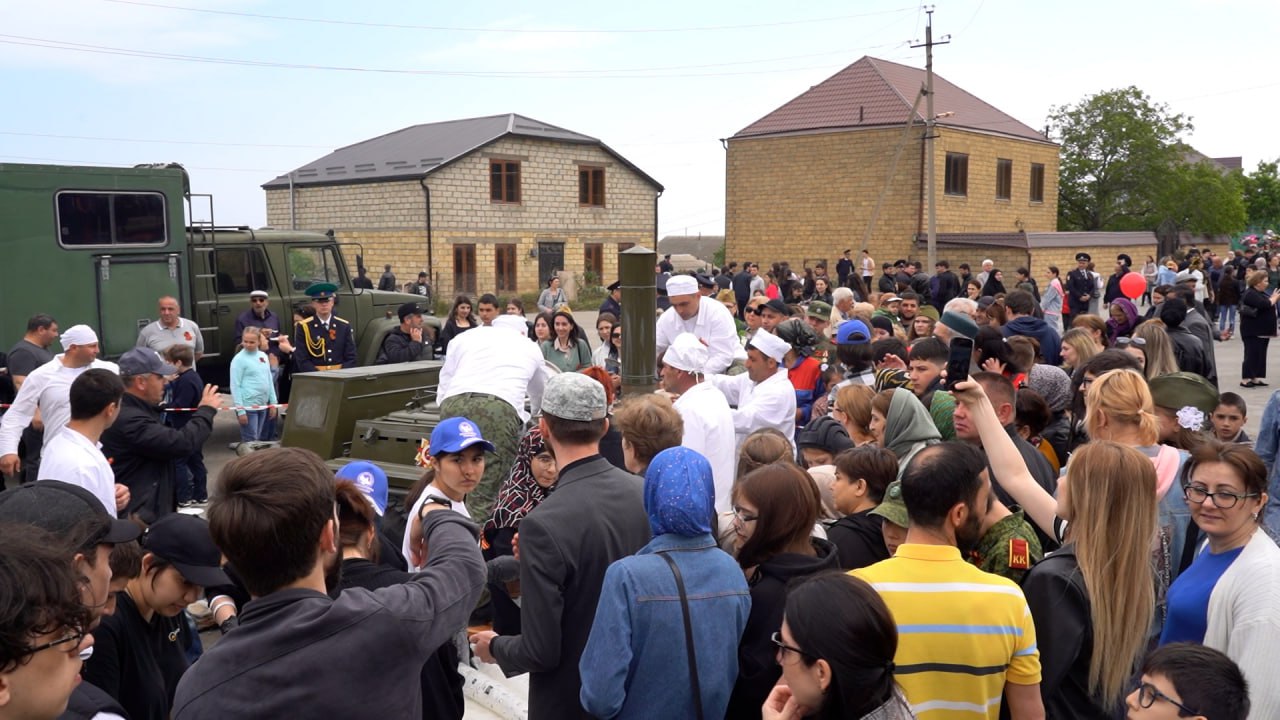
3, 241, 1280, 720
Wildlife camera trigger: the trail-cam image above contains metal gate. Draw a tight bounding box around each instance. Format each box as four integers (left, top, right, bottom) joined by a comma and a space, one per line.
537, 241, 564, 285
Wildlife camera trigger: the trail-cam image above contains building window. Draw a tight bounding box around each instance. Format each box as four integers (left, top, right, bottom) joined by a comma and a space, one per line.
56, 191, 168, 247
579, 166, 606, 207
495, 243, 517, 294
584, 243, 603, 284
1029, 163, 1045, 203
453, 244, 477, 295
995, 158, 1013, 200
489, 160, 521, 204
944, 153, 968, 197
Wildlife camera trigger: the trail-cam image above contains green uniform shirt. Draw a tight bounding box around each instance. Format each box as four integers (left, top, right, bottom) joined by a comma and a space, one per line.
968, 509, 1042, 584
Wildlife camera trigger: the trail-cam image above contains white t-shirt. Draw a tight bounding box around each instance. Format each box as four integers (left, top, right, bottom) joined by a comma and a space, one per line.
0, 356, 119, 456
401, 485, 471, 571
37, 428, 116, 515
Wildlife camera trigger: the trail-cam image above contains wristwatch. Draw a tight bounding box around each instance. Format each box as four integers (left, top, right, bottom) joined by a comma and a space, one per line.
418, 495, 452, 520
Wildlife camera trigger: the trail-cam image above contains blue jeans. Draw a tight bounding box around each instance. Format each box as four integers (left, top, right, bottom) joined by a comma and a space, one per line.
238, 410, 269, 443
1218, 304, 1237, 333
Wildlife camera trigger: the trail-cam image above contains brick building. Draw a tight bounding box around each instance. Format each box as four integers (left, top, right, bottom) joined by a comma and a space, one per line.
725, 56, 1060, 271
263, 114, 662, 300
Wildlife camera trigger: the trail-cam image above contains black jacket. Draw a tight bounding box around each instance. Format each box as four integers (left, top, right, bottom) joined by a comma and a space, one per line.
1064, 269, 1094, 316
1241, 287, 1278, 338
727, 538, 840, 720
172, 511, 485, 719
1103, 269, 1128, 304
878, 273, 898, 294
490, 456, 650, 720
376, 327, 428, 364
1167, 325, 1210, 378
1177, 306, 1218, 385
59, 681, 130, 720
825, 510, 889, 570
1021, 546, 1118, 719
934, 270, 961, 308
102, 393, 215, 524
337, 558, 464, 720
81, 590, 190, 720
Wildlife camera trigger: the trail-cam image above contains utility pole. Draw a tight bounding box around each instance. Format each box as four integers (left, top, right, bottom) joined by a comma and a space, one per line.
912, 8, 949, 271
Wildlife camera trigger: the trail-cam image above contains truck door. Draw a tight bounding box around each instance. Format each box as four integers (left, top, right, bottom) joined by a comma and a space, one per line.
94, 254, 183, 357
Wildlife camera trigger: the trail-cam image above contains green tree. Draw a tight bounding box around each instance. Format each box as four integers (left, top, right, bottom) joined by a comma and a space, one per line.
1050, 86, 1191, 231
1154, 160, 1246, 235
1242, 159, 1280, 230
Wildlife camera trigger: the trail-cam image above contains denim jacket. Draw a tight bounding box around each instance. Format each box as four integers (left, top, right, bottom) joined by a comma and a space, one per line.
578, 533, 751, 720
1258, 390, 1280, 542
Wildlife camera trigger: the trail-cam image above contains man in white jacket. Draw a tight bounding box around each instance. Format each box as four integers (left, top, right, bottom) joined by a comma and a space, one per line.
661, 333, 737, 512
655, 274, 745, 375
708, 330, 797, 449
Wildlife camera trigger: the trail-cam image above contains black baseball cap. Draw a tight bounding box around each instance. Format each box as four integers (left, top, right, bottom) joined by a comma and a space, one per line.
762, 298, 791, 317
140, 514, 231, 588
397, 302, 422, 322
0, 480, 141, 546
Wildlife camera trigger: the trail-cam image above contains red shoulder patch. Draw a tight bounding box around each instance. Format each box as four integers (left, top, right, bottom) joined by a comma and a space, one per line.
1008, 538, 1030, 570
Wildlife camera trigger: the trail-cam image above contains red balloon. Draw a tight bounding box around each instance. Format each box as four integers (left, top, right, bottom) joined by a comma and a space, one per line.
1119, 271, 1146, 300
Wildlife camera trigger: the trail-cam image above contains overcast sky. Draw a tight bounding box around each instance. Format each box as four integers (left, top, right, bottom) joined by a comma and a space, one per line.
4, 0, 1277, 239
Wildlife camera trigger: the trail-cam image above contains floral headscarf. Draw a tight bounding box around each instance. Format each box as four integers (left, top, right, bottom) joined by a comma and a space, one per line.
644, 447, 715, 537
482, 427, 552, 539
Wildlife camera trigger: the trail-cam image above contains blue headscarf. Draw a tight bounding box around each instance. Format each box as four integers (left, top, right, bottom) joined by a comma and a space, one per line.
643, 447, 715, 537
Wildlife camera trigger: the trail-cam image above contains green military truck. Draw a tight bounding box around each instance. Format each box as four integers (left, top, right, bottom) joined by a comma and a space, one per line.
0, 161, 434, 386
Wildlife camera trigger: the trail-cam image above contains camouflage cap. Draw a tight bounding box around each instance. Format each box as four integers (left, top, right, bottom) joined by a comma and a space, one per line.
869, 480, 909, 528
542, 372, 608, 421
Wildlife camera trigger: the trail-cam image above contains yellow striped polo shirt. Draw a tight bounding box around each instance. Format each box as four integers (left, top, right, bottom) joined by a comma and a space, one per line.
851, 543, 1041, 719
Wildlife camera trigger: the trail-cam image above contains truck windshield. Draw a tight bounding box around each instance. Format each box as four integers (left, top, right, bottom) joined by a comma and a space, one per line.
288, 246, 345, 292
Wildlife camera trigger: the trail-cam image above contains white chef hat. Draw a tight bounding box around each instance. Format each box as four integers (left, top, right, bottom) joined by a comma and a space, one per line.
747, 330, 789, 364
492, 315, 529, 336
664, 333, 708, 374
665, 275, 698, 297
60, 325, 99, 348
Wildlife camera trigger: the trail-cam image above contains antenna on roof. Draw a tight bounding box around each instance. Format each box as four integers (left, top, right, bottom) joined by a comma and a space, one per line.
911, 6, 951, 272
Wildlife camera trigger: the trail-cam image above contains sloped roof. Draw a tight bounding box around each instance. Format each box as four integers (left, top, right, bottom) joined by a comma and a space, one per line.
263, 113, 661, 190
732, 56, 1052, 145
1025, 231, 1156, 249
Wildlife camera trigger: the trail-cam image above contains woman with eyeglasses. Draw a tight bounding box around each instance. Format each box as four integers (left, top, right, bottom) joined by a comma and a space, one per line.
725, 462, 839, 720
1157, 440, 1280, 717
763, 573, 913, 720
83, 514, 230, 720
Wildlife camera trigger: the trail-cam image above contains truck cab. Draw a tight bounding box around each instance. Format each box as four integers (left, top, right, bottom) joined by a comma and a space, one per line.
0, 161, 435, 385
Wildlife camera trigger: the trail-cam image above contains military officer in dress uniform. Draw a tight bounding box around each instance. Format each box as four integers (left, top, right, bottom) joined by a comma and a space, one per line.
1064, 252, 1096, 317
293, 283, 357, 372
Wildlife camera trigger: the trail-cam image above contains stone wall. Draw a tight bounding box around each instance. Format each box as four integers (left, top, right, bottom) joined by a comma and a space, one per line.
725, 126, 1059, 271
932, 128, 1059, 235
264, 136, 658, 297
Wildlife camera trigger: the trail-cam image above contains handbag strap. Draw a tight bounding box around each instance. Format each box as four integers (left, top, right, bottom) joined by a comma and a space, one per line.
658, 551, 703, 720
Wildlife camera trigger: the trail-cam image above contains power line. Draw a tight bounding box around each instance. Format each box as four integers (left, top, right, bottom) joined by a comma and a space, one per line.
0, 130, 330, 149
0, 154, 274, 173
100, 0, 916, 34
0, 34, 905, 79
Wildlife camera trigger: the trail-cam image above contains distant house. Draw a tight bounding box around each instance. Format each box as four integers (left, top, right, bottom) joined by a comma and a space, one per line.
658, 235, 725, 265
725, 56, 1059, 270
263, 114, 662, 299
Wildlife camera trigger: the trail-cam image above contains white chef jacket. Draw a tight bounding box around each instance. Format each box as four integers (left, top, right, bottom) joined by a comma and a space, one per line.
672, 382, 738, 513
708, 366, 797, 448
655, 297, 745, 375
438, 326, 546, 422
0, 356, 119, 456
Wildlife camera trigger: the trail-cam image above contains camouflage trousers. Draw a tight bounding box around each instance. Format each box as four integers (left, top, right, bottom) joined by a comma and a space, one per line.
439, 392, 524, 523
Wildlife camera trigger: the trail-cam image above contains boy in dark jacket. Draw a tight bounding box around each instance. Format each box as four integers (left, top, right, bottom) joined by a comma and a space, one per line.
164, 345, 207, 506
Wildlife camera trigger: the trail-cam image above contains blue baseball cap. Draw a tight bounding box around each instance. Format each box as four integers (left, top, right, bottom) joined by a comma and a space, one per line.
836, 319, 871, 345
335, 461, 389, 516
430, 417, 496, 456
